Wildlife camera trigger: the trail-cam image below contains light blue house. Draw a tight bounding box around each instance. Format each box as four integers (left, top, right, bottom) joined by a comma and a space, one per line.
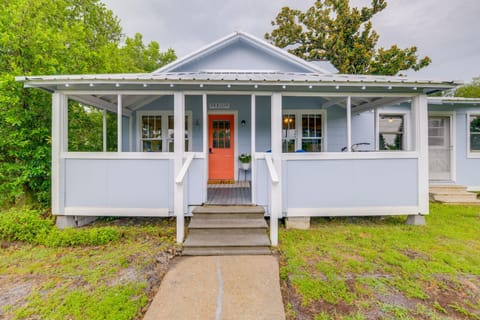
17, 32, 479, 245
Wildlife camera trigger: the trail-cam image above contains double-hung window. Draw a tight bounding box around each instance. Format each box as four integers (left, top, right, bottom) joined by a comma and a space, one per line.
138, 111, 191, 152
282, 110, 325, 152
470, 114, 480, 153
378, 113, 406, 151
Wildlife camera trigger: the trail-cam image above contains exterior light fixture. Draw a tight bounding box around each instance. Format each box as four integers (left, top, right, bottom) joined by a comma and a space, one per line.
254, 84, 258, 89
361, 86, 366, 90
200, 84, 204, 88
115, 83, 120, 87
413, 87, 418, 90
241, 120, 246, 127
227, 84, 231, 88
65, 83, 70, 87
143, 83, 148, 88
387, 86, 392, 90
170, 84, 174, 88
89, 83, 94, 87
335, 85, 340, 90
282, 85, 286, 89
309, 85, 313, 89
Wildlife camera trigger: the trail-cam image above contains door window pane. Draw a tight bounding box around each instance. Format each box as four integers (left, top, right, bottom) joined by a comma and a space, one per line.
212, 120, 231, 149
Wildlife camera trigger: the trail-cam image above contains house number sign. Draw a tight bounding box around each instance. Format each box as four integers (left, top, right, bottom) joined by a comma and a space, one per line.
209, 103, 230, 109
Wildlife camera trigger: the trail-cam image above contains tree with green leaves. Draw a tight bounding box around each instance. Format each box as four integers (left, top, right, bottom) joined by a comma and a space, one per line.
0, 0, 176, 207
265, 0, 431, 75
455, 77, 480, 98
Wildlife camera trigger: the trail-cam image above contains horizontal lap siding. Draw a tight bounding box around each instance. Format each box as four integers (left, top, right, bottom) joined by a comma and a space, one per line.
285, 158, 418, 208
65, 159, 173, 211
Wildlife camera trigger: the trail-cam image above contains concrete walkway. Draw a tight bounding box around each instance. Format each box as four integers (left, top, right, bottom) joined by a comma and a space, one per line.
143, 256, 285, 320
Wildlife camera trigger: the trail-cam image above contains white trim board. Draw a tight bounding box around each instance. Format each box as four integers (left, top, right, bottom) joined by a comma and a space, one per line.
428, 111, 456, 182
63, 207, 170, 217
287, 206, 422, 217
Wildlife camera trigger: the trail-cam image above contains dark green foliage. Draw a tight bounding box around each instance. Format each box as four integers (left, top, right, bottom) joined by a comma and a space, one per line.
455, 78, 480, 98
0, 0, 176, 207
0, 207, 120, 246
265, 0, 431, 75
0, 208, 53, 242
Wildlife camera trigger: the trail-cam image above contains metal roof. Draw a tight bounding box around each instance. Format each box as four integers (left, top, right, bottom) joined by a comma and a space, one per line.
16, 71, 458, 87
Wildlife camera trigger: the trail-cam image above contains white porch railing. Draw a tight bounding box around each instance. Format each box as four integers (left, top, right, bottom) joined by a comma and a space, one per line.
265, 154, 280, 246
175, 153, 195, 184
264, 154, 279, 184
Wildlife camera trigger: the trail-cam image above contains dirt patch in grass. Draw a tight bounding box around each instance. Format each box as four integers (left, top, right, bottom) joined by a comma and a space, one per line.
0, 217, 177, 320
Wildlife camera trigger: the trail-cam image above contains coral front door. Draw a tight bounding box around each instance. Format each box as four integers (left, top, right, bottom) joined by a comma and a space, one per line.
208, 114, 234, 182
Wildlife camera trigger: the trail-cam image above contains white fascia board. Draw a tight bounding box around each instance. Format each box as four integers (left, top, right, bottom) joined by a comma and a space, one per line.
153, 32, 240, 74
428, 97, 480, 105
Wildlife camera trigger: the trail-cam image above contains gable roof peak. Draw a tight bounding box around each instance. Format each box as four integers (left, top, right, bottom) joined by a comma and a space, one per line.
152, 31, 331, 75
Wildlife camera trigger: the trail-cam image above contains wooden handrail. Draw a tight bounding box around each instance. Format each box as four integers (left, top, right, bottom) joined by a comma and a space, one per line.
264, 155, 279, 184
175, 153, 195, 184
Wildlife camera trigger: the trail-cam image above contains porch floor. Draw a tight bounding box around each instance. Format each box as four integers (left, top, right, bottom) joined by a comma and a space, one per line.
206, 181, 252, 205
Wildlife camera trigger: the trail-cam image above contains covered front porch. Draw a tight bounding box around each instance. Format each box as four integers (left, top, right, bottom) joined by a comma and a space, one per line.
17, 31, 458, 246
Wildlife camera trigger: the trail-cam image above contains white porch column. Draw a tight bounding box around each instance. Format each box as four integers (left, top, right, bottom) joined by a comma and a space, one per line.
413, 94, 429, 215
102, 109, 107, 152
129, 115, 133, 152
346, 96, 352, 152
117, 95, 122, 152
52, 93, 68, 215
270, 93, 282, 246
374, 107, 379, 150
202, 94, 208, 203
251, 94, 256, 203
174, 92, 186, 243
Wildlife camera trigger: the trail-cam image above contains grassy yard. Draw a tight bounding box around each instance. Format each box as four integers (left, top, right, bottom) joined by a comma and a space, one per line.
0, 218, 176, 320
279, 204, 480, 320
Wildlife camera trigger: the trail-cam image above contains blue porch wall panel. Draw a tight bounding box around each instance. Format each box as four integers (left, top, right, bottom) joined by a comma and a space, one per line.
172, 39, 312, 73
65, 159, 173, 211
255, 96, 271, 152
284, 158, 418, 208
429, 104, 480, 187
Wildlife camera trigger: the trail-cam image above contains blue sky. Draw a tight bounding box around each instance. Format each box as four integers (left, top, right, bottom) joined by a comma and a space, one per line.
102, 0, 480, 82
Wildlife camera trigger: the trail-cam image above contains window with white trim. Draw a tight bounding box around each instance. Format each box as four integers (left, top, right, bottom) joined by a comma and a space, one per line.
470, 114, 480, 152
282, 110, 325, 152
378, 114, 406, 151
138, 112, 191, 152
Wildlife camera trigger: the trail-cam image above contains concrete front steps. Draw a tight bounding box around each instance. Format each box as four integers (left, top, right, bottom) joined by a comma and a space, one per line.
183, 205, 271, 256
430, 185, 480, 205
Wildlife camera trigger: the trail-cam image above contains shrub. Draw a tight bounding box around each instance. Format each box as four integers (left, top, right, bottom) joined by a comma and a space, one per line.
39, 227, 121, 247
0, 207, 120, 247
0, 208, 53, 242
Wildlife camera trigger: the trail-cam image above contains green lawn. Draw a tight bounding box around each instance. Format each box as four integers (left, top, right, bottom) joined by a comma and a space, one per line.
279, 204, 480, 319
0, 218, 176, 320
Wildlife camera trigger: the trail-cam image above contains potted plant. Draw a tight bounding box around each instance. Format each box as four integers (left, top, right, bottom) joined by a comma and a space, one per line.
238, 153, 251, 170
